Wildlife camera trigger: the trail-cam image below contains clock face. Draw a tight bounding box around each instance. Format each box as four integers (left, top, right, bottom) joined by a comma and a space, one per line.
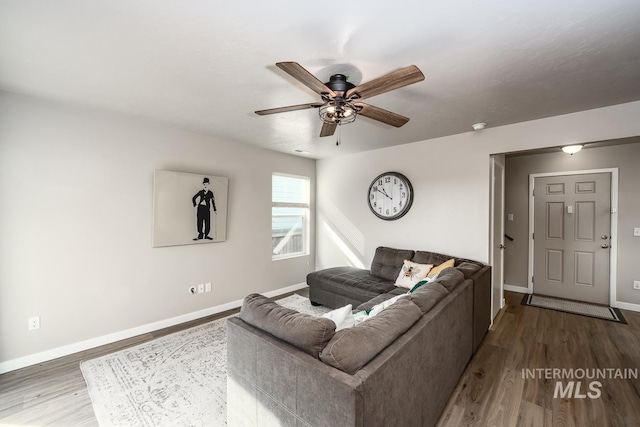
368, 172, 414, 220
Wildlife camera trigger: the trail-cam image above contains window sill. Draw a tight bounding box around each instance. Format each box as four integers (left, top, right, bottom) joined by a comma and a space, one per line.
272, 253, 309, 261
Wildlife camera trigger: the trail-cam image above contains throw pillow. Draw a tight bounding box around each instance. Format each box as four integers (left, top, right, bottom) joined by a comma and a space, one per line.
425, 258, 455, 281
322, 304, 355, 331
395, 260, 432, 289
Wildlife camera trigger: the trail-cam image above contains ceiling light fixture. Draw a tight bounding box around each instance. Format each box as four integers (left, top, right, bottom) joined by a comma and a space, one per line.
318, 99, 360, 125
561, 144, 583, 154
472, 122, 486, 131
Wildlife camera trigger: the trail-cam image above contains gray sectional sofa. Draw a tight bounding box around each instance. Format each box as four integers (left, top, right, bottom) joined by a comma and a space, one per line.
307, 246, 491, 353
226, 247, 491, 427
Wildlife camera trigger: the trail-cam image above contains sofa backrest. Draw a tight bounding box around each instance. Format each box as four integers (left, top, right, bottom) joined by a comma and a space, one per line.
370, 246, 415, 281
412, 250, 484, 269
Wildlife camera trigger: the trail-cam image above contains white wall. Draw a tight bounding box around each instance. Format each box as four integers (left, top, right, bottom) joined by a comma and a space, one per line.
316, 101, 640, 274
0, 92, 315, 370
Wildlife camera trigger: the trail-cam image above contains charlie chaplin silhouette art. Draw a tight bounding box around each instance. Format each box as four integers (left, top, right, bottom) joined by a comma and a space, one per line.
192, 177, 217, 240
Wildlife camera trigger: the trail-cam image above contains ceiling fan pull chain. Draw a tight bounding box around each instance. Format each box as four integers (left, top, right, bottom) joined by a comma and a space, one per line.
336, 124, 342, 146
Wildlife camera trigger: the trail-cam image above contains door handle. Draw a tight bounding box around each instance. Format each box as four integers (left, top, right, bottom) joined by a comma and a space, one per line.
601, 244, 609, 249
499, 244, 506, 249
601, 235, 608, 239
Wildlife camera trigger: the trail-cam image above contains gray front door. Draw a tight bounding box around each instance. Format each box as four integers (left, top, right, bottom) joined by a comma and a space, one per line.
533, 173, 611, 304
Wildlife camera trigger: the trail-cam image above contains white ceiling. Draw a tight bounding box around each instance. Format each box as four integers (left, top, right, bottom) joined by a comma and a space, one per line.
1, 0, 640, 159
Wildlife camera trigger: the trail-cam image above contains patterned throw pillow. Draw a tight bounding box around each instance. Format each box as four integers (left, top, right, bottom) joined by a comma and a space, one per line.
394, 260, 433, 289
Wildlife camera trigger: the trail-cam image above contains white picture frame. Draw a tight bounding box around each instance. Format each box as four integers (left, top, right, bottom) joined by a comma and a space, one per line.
152, 170, 228, 247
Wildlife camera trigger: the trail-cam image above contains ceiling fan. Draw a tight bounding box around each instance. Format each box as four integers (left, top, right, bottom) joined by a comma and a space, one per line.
255, 62, 425, 138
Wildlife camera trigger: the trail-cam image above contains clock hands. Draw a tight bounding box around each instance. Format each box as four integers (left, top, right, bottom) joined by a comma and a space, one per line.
377, 188, 393, 200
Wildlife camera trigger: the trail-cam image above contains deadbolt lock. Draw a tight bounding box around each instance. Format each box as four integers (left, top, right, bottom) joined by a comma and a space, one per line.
601, 235, 608, 239
601, 244, 609, 249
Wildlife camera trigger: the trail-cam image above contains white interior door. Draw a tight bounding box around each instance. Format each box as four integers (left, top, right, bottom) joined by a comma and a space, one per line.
532, 173, 611, 304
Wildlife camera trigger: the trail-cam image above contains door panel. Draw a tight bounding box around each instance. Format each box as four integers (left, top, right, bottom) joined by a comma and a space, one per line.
575, 201, 595, 241
574, 251, 595, 286
533, 173, 611, 304
546, 202, 565, 239
546, 249, 564, 282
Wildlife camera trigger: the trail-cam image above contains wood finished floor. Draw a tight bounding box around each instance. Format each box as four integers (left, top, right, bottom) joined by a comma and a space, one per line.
1, 290, 639, 426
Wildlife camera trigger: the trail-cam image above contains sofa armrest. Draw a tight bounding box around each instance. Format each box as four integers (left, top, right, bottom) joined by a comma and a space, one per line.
227, 317, 365, 426
469, 265, 492, 353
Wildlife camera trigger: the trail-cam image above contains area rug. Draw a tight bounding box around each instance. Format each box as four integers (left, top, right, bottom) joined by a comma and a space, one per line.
521, 294, 626, 323
80, 294, 330, 427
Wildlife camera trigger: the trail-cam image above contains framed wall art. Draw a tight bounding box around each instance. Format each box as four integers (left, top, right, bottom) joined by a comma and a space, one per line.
153, 170, 228, 247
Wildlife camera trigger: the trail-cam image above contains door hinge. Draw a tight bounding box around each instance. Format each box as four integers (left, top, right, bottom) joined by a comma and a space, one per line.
532, 232, 534, 240
532, 276, 534, 283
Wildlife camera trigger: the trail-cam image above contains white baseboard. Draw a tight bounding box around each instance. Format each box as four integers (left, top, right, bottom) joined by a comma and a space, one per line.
0, 282, 308, 375
613, 300, 640, 313
504, 284, 530, 294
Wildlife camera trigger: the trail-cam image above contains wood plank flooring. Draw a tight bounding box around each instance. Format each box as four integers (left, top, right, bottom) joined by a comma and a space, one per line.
437, 291, 640, 427
1, 290, 639, 426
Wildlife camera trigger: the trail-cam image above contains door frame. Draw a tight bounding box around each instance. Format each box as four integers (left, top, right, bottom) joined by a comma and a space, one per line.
528, 168, 619, 305
490, 156, 505, 323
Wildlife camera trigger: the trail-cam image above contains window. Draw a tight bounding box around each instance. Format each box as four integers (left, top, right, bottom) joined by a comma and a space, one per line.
272, 173, 310, 259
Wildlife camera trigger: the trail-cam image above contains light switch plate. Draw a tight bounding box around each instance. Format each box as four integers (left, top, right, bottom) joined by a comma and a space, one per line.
634, 227, 640, 237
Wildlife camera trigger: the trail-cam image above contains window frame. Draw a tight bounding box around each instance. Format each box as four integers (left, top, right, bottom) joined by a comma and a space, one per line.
271, 173, 310, 260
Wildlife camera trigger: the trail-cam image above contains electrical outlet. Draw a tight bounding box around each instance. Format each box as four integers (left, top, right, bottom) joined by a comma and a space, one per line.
197, 283, 205, 294
188, 286, 196, 294
634, 281, 640, 290
28, 316, 40, 331
205, 282, 212, 292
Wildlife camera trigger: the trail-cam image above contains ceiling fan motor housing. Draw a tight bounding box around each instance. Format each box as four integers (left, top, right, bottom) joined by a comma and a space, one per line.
325, 74, 356, 93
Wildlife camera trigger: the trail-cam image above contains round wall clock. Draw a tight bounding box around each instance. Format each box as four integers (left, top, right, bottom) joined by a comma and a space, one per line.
367, 172, 414, 220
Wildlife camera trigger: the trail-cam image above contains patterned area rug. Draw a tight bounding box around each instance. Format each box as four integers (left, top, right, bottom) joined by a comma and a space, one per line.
80, 294, 330, 427
521, 294, 626, 323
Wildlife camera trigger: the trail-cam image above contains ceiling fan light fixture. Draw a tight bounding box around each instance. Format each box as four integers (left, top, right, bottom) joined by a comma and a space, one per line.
319, 101, 358, 125
562, 144, 583, 154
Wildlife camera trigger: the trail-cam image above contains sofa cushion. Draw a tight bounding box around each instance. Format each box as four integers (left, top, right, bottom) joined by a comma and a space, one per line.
409, 282, 449, 313
370, 246, 415, 281
431, 267, 466, 292
307, 266, 398, 305
394, 260, 433, 289
456, 261, 483, 279
412, 250, 455, 267
240, 294, 336, 358
319, 298, 423, 374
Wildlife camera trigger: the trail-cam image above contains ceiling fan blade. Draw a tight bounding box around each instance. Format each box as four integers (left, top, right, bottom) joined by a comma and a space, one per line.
355, 103, 410, 127
346, 65, 424, 101
276, 62, 336, 97
255, 102, 323, 115
319, 122, 337, 137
